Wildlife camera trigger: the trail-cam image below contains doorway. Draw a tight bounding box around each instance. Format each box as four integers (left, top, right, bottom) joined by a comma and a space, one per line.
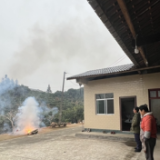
149, 89, 160, 133
120, 97, 136, 131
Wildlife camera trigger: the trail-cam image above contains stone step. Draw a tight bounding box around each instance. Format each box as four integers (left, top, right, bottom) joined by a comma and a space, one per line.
76, 132, 135, 142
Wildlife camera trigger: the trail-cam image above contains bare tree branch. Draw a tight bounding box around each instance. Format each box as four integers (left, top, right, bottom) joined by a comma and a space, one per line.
3, 110, 17, 130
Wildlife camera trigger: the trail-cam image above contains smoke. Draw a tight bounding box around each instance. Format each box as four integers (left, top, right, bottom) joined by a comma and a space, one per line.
7, 7, 131, 91
0, 75, 18, 96
0, 75, 19, 117
1, 0, 131, 91
39, 103, 58, 127
14, 97, 40, 134
3, 123, 11, 133
9, 20, 108, 79
0, 74, 58, 135
14, 97, 58, 135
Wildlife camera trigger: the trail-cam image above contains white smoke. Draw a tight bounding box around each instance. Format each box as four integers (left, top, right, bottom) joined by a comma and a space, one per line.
3, 123, 11, 133
0, 75, 19, 116
0, 75, 18, 95
14, 97, 40, 135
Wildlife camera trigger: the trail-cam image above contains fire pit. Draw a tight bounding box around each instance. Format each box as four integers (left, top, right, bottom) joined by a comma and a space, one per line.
27, 129, 38, 135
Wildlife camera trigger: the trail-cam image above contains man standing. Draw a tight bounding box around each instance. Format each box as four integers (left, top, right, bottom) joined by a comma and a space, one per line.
130, 107, 141, 152
139, 104, 157, 160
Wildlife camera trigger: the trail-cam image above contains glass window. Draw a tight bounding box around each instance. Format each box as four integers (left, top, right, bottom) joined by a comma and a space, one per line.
107, 100, 114, 114
97, 101, 105, 114
158, 91, 160, 97
105, 93, 113, 98
96, 93, 114, 114
96, 94, 105, 99
150, 91, 157, 98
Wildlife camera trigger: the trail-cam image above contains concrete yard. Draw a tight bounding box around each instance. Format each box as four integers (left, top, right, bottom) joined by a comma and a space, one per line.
0, 126, 150, 160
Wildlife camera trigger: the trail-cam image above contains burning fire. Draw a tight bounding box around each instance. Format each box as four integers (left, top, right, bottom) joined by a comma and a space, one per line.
14, 97, 40, 135
26, 127, 34, 134
27, 130, 31, 134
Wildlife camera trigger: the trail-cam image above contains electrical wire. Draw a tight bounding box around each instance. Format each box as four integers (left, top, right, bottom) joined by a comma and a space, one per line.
108, 55, 127, 67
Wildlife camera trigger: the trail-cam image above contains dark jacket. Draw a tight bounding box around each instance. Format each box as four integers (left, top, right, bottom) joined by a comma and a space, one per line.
130, 113, 141, 133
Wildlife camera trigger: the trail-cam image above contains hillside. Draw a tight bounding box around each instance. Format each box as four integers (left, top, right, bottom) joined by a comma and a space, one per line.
0, 79, 84, 133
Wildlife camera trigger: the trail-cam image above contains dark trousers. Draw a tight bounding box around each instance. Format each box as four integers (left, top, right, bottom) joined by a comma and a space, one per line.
134, 133, 142, 150
145, 138, 156, 160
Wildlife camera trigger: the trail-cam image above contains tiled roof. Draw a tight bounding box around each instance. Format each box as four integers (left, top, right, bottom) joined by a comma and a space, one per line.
67, 63, 136, 80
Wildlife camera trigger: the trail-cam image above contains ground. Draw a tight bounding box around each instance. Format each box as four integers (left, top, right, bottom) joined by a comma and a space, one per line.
0, 125, 143, 160
0, 124, 79, 141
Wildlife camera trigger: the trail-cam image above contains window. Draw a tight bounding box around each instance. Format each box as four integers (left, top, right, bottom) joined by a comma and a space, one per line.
96, 93, 114, 114
150, 91, 157, 98
149, 90, 160, 99
158, 91, 160, 97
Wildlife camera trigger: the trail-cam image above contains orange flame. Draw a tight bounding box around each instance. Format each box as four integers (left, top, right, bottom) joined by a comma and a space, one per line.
26, 128, 33, 134
27, 130, 31, 134
25, 126, 35, 134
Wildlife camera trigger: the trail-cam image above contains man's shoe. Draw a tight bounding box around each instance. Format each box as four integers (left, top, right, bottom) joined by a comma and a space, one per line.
135, 149, 141, 152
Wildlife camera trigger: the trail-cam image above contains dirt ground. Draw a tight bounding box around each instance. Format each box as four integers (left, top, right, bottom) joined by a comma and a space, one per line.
0, 126, 141, 160
0, 125, 159, 160
0, 123, 82, 141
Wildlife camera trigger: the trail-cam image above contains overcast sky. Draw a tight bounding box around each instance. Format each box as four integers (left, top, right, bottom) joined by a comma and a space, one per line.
0, 0, 131, 92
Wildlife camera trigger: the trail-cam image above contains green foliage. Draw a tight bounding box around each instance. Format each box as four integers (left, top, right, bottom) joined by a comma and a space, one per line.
61, 106, 84, 123
53, 88, 84, 123
0, 116, 5, 127
0, 85, 84, 130
0, 116, 7, 133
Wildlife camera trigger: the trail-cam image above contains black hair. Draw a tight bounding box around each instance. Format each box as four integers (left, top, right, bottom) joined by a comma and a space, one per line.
139, 104, 149, 112
134, 107, 139, 112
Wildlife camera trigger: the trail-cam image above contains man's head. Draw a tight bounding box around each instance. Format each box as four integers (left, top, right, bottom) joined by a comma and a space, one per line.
133, 107, 139, 113
139, 104, 149, 116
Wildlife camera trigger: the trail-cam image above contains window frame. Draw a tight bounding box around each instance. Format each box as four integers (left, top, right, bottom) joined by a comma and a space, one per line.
96, 93, 114, 115
149, 89, 160, 99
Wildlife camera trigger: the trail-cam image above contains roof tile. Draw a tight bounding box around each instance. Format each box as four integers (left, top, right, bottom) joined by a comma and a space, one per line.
67, 63, 135, 80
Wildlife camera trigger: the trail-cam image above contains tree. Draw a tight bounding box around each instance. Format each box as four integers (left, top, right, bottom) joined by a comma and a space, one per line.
45, 112, 54, 125
43, 107, 58, 125
75, 106, 84, 122
15, 79, 19, 86
61, 106, 84, 123
0, 116, 5, 127
3, 110, 17, 131
47, 85, 52, 93
0, 78, 84, 132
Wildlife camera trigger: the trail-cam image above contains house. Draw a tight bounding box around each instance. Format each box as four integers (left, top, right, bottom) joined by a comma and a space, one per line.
67, 0, 160, 133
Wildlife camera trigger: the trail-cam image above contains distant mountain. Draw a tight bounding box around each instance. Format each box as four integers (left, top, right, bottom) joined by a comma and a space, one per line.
0, 84, 83, 109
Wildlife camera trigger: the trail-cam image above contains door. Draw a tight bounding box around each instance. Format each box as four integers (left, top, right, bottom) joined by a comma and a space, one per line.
149, 89, 160, 133
120, 97, 136, 131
